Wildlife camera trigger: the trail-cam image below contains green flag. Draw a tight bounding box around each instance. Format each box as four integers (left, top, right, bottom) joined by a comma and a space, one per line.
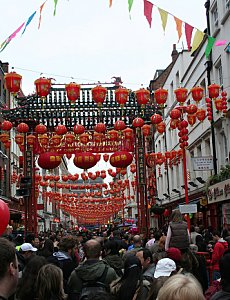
128, 0, 134, 12
54, 0, 58, 16
205, 36, 216, 58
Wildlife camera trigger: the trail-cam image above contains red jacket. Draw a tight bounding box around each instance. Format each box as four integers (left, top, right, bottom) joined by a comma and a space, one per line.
211, 239, 228, 271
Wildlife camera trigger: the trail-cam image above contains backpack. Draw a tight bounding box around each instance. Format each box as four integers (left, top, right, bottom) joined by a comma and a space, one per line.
79, 265, 109, 300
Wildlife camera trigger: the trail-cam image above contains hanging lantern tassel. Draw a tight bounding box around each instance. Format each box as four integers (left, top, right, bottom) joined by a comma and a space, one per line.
221, 91, 228, 116
158, 166, 162, 177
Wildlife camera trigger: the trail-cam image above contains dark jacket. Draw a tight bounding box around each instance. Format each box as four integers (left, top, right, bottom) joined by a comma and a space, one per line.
103, 255, 124, 277
169, 221, 189, 250
211, 290, 230, 300
68, 259, 117, 300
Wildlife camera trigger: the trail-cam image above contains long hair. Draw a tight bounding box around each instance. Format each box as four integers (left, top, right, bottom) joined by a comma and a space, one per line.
117, 255, 142, 300
17, 256, 47, 300
39, 238, 54, 258
171, 209, 183, 223
36, 264, 66, 300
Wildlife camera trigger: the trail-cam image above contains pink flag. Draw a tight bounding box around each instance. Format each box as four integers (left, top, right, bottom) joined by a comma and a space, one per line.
185, 23, 194, 51
215, 40, 227, 46
8, 22, 25, 42
143, 0, 153, 28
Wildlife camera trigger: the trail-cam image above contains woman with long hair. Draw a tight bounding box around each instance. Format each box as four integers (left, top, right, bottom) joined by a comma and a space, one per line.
36, 264, 66, 300
110, 255, 143, 300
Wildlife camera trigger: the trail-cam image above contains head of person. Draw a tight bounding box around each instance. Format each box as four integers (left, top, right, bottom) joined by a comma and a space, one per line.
189, 244, 198, 253
36, 264, 65, 300
84, 239, 101, 259
58, 235, 76, 257
0, 238, 19, 297
212, 230, 221, 242
154, 231, 162, 242
219, 250, 230, 292
104, 239, 119, 256
157, 273, 205, 300
43, 238, 54, 253
25, 233, 35, 245
20, 242, 37, 259
166, 247, 182, 265
154, 258, 176, 278
190, 225, 195, 233
171, 209, 183, 223
133, 235, 142, 247
136, 248, 153, 270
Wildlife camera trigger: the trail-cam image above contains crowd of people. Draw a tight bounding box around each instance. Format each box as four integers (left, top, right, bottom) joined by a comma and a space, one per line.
1, 209, 230, 300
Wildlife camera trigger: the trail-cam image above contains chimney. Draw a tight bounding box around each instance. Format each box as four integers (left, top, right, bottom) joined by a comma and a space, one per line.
0, 62, 9, 73
171, 44, 178, 62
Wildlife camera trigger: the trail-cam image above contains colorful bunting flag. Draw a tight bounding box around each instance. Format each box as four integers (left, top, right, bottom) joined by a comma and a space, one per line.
0, 22, 25, 52
143, 0, 153, 28
38, 1, 47, 29
158, 8, 168, 33
109, 0, 113, 8
185, 23, 194, 51
215, 40, 227, 46
205, 36, 216, 58
174, 17, 182, 42
21, 11, 36, 35
191, 30, 204, 53
54, 0, 58, 16
128, 0, 134, 13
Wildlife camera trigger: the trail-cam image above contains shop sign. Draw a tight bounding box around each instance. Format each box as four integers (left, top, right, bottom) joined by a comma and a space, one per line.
192, 156, 213, 171
137, 147, 146, 185
207, 179, 230, 203
179, 204, 197, 214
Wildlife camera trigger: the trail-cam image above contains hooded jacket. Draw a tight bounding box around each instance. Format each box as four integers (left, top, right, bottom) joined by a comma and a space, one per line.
103, 254, 124, 277
68, 259, 117, 300
212, 238, 228, 271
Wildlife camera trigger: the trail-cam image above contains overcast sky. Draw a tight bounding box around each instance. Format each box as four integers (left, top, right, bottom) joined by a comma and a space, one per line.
1, 0, 206, 94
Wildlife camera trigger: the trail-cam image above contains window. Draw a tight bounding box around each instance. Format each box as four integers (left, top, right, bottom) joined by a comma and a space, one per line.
215, 60, 223, 86
176, 72, 180, 89
197, 145, 202, 157
212, 4, 218, 26
226, 0, 230, 11
221, 132, 228, 160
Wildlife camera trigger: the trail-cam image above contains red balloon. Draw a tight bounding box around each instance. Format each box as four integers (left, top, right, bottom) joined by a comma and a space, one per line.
0, 200, 10, 236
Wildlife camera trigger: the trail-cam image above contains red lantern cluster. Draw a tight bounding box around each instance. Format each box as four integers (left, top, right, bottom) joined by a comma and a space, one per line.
178, 120, 189, 149
205, 98, 212, 121
221, 91, 228, 115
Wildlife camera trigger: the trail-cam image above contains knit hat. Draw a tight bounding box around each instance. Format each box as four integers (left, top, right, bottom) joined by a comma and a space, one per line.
154, 258, 176, 278
166, 247, 182, 263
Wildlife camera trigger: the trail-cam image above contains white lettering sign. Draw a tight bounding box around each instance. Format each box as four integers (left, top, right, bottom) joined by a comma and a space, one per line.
179, 204, 197, 214
192, 156, 213, 171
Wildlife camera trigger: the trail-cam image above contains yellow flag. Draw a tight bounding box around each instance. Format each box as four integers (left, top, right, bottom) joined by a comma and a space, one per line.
174, 17, 182, 42
158, 8, 168, 33
191, 29, 205, 53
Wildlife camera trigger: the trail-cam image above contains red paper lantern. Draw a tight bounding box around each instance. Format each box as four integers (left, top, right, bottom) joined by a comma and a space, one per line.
79, 133, 90, 144
62, 175, 69, 182
135, 88, 150, 107
26, 134, 36, 146
103, 154, 109, 162
208, 83, 220, 99
55, 125, 67, 135
4, 71, 22, 94
35, 124, 47, 134
170, 119, 179, 129
39, 134, 49, 146
17, 122, 29, 133
142, 124, 151, 137
122, 128, 133, 140
196, 109, 206, 122
34, 77, 51, 99
0, 199, 10, 236
73, 152, 97, 169
186, 104, 198, 115
114, 120, 126, 131
15, 134, 24, 145
214, 98, 223, 111
65, 133, 75, 144
154, 88, 168, 106
156, 122, 166, 134
65, 82, 80, 103
170, 109, 181, 119
108, 130, 119, 141
51, 134, 62, 146
150, 114, 162, 125
38, 152, 62, 170
73, 124, 85, 135
91, 85, 107, 107
1, 120, 13, 131
187, 114, 197, 126
4, 141, 11, 149
115, 87, 129, 108
94, 123, 106, 133
174, 87, 188, 104
190, 86, 204, 103
132, 117, 144, 128
110, 151, 133, 168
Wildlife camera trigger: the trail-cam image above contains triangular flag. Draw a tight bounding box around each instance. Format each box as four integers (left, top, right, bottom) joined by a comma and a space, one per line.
21, 11, 36, 35
0, 40, 10, 53
158, 8, 168, 33
143, 0, 153, 28
174, 17, 182, 42
191, 30, 204, 53
54, 0, 58, 16
185, 23, 194, 51
8, 22, 25, 42
128, 0, 134, 13
38, 1, 47, 29
109, 0, 112, 7
215, 40, 227, 46
205, 36, 216, 58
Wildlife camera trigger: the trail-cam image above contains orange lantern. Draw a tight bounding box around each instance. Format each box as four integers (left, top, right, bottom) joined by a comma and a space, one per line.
154, 88, 168, 106
190, 86, 204, 103
1, 120, 13, 131
73, 152, 98, 169
4, 71, 22, 94
26, 134, 36, 146
65, 133, 75, 144
187, 114, 197, 126
34, 77, 51, 99
170, 119, 179, 129
93, 132, 104, 143
115, 87, 129, 108
79, 133, 90, 144
142, 124, 151, 137
37, 152, 62, 170
174, 87, 188, 104
110, 151, 133, 168
156, 122, 166, 134
94, 123, 106, 133
208, 83, 220, 99
135, 88, 150, 107
196, 109, 206, 122
35, 124, 47, 134
150, 114, 162, 125
132, 117, 144, 128
51, 134, 62, 146
65, 82, 80, 103
214, 98, 223, 111
39, 134, 49, 146
91, 85, 107, 108
122, 128, 133, 140
108, 130, 119, 141
17, 122, 29, 133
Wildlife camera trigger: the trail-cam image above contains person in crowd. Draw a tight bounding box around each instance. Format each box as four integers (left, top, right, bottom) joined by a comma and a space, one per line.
136, 248, 155, 282
2, 225, 13, 241
110, 255, 144, 300
16, 255, 47, 300
13, 234, 24, 251
166, 247, 182, 271
128, 235, 142, 254
111, 230, 128, 251
145, 233, 155, 249
157, 273, 205, 300
211, 230, 228, 281
147, 231, 162, 254
152, 236, 166, 263
103, 240, 124, 277
165, 209, 190, 252
36, 263, 66, 300
0, 238, 19, 300
17, 242, 37, 273
190, 225, 202, 245
147, 276, 169, 300
38, 238, 54, 259
68, 239, 117, 300
196, 234, 208, 252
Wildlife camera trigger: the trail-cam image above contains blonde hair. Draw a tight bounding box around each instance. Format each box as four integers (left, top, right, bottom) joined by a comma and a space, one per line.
36, 264, 66, 300
171, 209, 183, 222
157, 273, 205, 300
